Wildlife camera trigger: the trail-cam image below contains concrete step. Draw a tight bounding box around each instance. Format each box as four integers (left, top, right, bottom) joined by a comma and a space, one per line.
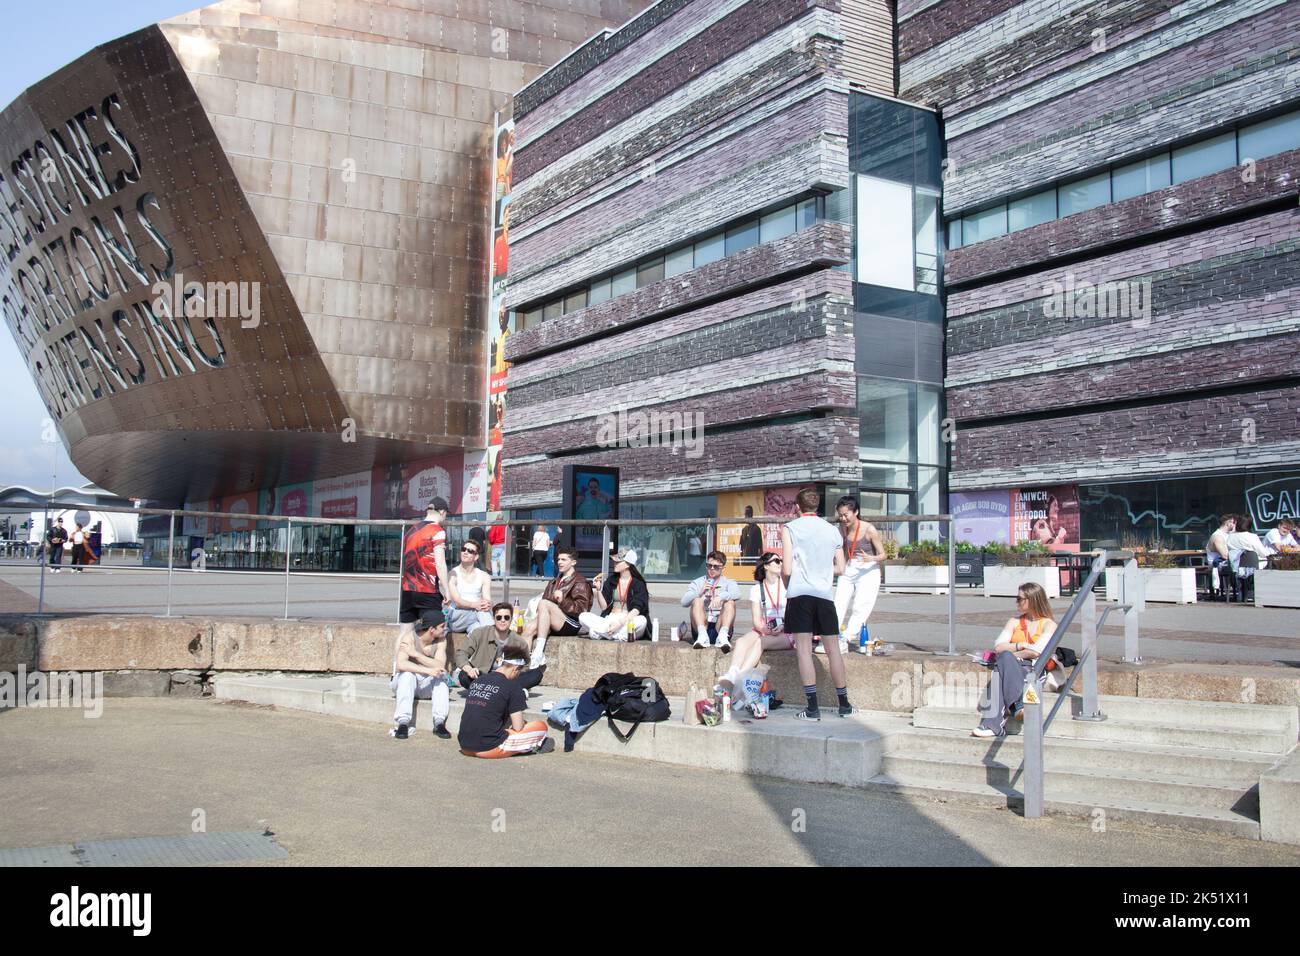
887, 728, 1280, 783
877, 753, 1259, 813
863, 775, 1262, 840
925, 690, 1298, 736
913, 704, 1295, 754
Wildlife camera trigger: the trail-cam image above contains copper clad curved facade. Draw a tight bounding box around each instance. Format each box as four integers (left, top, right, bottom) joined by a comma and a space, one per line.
0, 0, 648, 504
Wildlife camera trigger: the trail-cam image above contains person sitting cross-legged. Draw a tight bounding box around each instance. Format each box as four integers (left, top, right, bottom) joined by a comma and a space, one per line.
390, 611, 452, 741
456, 602, 546, 693
678, 550, 740, 651
458, 637, 554, 758
580, 548, 650, 640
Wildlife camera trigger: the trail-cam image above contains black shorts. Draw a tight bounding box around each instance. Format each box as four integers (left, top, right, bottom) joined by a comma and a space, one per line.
784, 595, 839, 637
554, 617, 582, 637
399, 589, 443, 624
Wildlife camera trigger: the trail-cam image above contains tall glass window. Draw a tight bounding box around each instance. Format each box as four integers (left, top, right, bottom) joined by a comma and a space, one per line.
1239, 112, 1300, 161
963, 204, 1007, 244
1112, 154, 1171, 201
1058, 172, 1110, 216
1172, 132, 1236, 184
724, 220, 759, 256
694, 231, 724, 267
1008, 190, 1055, 231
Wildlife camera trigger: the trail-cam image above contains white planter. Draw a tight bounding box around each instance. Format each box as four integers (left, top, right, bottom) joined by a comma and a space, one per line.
983, 565, 1060, 599
883, 565, 949, 594
1104, 567, 1196, 604
1255, 570, 1300, 608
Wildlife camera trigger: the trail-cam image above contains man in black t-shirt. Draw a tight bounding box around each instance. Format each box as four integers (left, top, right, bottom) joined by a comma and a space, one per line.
458, 637, 553, 758
46, 518, 67, 571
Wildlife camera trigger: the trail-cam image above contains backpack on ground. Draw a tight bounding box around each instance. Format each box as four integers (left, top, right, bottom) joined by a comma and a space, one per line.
590, 671, 671, 742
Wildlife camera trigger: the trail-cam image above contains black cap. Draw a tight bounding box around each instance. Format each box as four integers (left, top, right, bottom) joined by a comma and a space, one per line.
426, 496, 449, 513
415, 609, 446, 632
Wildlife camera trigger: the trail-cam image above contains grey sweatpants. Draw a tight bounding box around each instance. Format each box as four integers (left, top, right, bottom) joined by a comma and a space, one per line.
977, 650, 1034, 736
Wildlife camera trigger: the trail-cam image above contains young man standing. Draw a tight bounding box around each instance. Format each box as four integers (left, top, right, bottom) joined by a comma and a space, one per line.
457, 602, 547, 691
781, 487, 853, 721
399, 497, 451, 644
525, 546, 592, 667
46, 517, 67, 572
458, 636, 554, 758
390, 612, 452, 740
679, 550, 740, 650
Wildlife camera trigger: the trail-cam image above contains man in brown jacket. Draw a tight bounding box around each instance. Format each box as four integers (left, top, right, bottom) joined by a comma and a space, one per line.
456, 602, 546, 691
524, 546, 592, 667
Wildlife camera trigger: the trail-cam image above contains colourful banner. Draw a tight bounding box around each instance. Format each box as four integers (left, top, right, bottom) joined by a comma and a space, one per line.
314, 470, 372, 520
951, 486, 1079, 549
260, 482, 312, 519
485, 115, 515, 509
371, 453, 464, 520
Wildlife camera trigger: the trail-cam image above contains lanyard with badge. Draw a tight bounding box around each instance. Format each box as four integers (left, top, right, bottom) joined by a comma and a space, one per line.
762, 578, 784, 633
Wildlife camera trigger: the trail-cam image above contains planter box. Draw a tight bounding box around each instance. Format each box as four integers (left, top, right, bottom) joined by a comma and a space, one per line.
983, 565, 1060, 599
1104, 567, 1196, 604
1255, 569, 1300, 608
883, 564, 950, 594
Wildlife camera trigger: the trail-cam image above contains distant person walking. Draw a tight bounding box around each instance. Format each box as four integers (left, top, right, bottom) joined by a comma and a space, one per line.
781, 487, 853, 721
46, 518, 67, 573
70, 522, 88, 573
488, 521, 507, 578
530, 524, 551, 576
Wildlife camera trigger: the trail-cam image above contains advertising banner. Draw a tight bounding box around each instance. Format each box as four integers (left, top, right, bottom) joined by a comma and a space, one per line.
371, 453, 464, 520
949, 491, 1012, 546
717, 489, 766, 581
314, 470, 372, 520
485, 115, 515, 509
461, 451, 489, 516
260, 482, 312, 519
1012, 485, 1079, 550
762, 486, 802, 552
181, 501, 213, 537
218, 492, 259, 534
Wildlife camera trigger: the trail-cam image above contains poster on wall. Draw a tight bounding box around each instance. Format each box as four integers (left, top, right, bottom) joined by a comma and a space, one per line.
181, 501, 213, 537
370, 454, 464, 520
1012, 486, 1079, 550
949, 491, 1012, 546
314, 471, 372, 520
485, 114, 515, 512
219, 492, 259, 534
762, 486, 802, 552
260, 482, 312, 519
564, 466, 618, 554
461, 451, 489, 515
717, 490, 767, 581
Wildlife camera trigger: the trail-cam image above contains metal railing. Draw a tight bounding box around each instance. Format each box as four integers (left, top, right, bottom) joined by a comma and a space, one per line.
24, 501, 959, 643
1019, 549, 1143, 818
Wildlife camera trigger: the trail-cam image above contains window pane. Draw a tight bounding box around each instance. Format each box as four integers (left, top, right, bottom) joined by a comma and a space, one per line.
636, 257, 665, 287
913, 188, 940, 295
588, 276, 612, 305
916, 385, 943, 467
563, 289, 587, 313
760, 205, 797, 243
521, 308, 542, 328
962, 204, 1006, 244
1007, 189, 1055, 231
946, 218, 962, 248
857, 379, 913, 462
1172, 132, 1236, 184
724, 220, 760, 256
611, 267, 636, 296
694, 232, 724, 267
1112, 153, 1171, 201
798, 198, 818, 229
1239, 112, 1300, 162
543, 300, 561, 321
856, 173, 915, 290
665, 246, 692, 277
1057, 172, 1110, 216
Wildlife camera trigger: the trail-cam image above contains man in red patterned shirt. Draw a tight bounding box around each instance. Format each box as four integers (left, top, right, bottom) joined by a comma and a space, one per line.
399, 498, 451, 648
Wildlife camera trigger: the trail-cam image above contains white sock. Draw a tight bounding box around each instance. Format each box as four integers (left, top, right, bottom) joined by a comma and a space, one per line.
718, 627, 731, 643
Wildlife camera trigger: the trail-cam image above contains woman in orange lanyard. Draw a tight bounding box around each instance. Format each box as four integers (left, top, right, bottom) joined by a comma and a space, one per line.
830, 496, 886, 655
582, 548, 650, 640
716, 550, 793, 697
971, 582, 1058, 738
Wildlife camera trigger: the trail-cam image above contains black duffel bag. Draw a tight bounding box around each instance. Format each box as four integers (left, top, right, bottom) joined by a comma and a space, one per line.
590, 672, 671, 742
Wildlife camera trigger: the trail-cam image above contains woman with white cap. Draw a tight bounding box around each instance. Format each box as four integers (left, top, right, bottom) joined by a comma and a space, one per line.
582, 548, 650, 640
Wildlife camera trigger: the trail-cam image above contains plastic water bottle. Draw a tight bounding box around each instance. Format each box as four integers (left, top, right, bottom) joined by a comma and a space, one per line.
651, 618, 660, 642
721, 690, 731, 721
860, 622, 872, 656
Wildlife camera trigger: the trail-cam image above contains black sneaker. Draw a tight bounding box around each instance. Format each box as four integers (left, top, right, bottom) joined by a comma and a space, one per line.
838, 703, 857, 718
795, 709, 821, 722
432, 723, 451, 739
393, 723, 410, 740
536, 737, 556, 754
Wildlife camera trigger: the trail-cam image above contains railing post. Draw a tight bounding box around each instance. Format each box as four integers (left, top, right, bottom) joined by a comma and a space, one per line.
397, 521, 407, 612
945, 519, 957, 656
1123, 555, 1143, 664
601, 523, 611, 578
1077, 585, 1105, 721
705, 520, 714, 558
501, 520, 511, 606
165, 510, 176, 618
1022, 687, 1045, 818
36, 499, 49, 616
283, 518, 292, 620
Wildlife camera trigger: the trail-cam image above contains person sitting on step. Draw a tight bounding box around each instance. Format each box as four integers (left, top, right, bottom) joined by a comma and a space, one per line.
581, 548, 650, 640
678, 550, 740, 651
971, 583, 1057, 738
390, 611, 452, 741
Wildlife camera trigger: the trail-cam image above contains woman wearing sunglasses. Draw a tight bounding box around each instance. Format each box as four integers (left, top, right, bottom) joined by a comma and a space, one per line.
445, 540, 494, 632
971, 582, 1058, 738
715, 550, 792, 698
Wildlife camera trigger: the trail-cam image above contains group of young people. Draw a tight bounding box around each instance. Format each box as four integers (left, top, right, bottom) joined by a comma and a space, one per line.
43, 517, 94, 572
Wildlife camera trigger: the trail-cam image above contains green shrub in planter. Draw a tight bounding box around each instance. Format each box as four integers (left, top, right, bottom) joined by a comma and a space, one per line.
897, 540, 946, 566
1141, 551, 1178, 569
986, 542, 1052, 567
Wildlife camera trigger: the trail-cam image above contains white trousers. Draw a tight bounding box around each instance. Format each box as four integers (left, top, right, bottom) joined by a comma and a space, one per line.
390, 672, 450, 726
579, 611, 647, 640
835, 563, 881, 644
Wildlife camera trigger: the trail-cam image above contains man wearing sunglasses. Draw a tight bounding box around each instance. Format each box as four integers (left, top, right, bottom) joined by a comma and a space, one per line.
456, 602, 547, 692
524, 546, 593, 667
678, 550, 740, 650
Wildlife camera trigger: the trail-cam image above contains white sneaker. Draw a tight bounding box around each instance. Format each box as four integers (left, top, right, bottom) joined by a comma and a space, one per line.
529, 653, 546, 668
717, 637, 731, 653
971, 726, 996, 738
813, 639, 825, 654
692, 634, 709, 649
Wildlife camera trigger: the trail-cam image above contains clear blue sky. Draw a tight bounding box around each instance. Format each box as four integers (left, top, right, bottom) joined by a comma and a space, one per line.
0, 1, 199, 491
